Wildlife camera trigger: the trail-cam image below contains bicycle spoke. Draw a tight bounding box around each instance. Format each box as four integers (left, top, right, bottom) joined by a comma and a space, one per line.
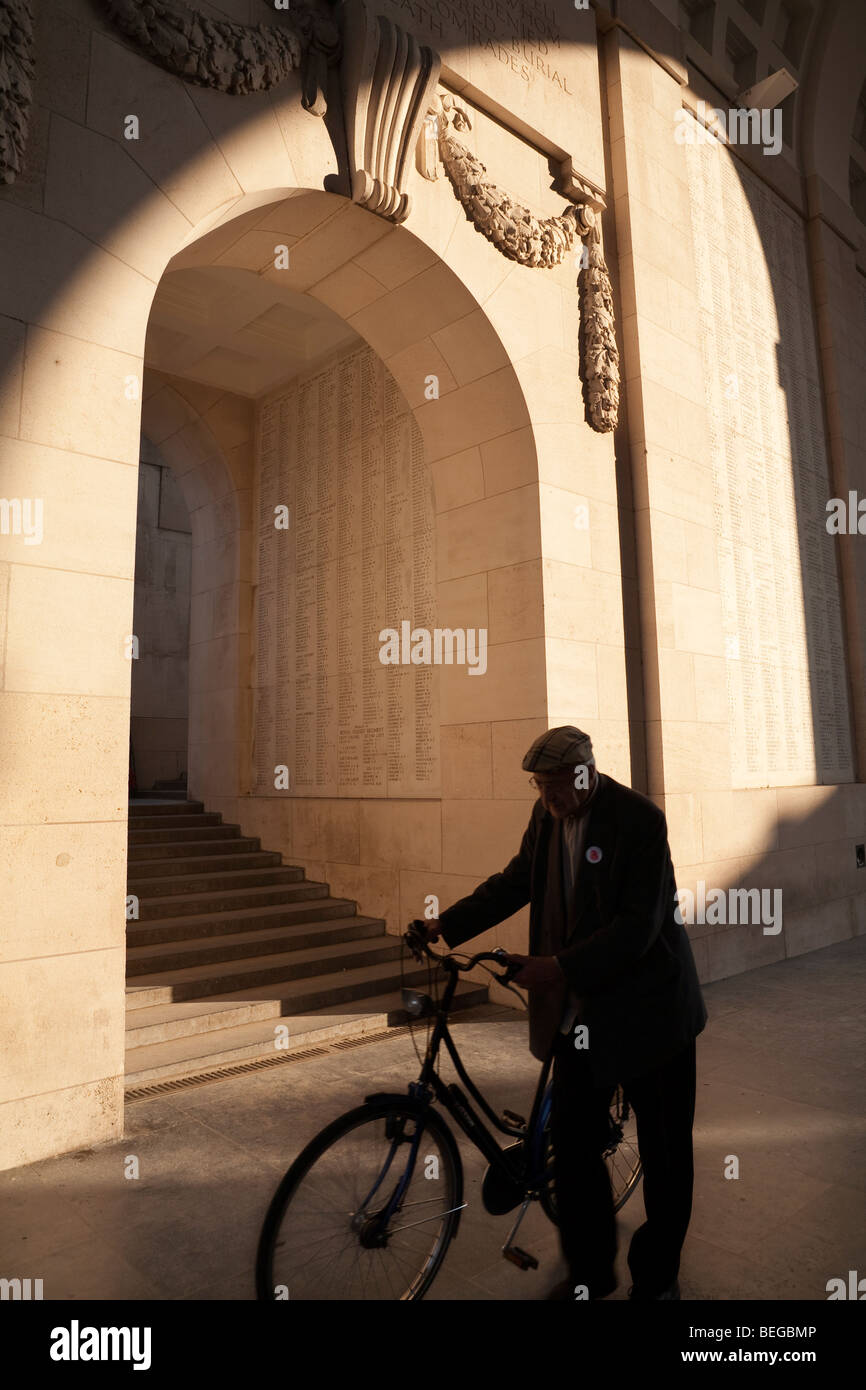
388, 1202, 467, 1235
260, 1105, 459, 1301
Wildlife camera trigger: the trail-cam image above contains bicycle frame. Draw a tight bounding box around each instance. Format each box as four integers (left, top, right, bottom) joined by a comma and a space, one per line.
363, 948, 557, 1234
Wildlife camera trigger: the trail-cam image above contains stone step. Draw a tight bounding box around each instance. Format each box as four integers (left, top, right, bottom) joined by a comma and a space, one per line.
125, 952, 443, 1009
127, 919, 395, 978
126, 897, 356, 946
129, 824, 244, 846
121, 799, 487, 1090
128, 864, 305, 897
127, 813, 224, 831
128, 837, 262, 862
124, 982, 490, 1087
127, 917, 383, 973
128, 851, 287, 879
126, 933, 398, 997
135, 880, 346, 921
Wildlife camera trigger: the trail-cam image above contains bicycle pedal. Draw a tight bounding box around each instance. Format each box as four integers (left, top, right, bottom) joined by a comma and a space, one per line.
503, 1246, 538, 1271
502, 1109, 526, 1127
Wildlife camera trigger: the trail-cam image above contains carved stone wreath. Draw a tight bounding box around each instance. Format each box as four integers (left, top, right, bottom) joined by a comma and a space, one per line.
0, 0, 339, 188
101, 0, 305, 93
0, 0, 34, 185
101, 0, 339, 112
432, 94, 620, 433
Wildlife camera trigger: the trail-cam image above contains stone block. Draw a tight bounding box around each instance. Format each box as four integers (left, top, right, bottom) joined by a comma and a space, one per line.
544, 637, 599, 719
783, 897, 855, 957
489, 560, 544, 642
86, 32, 242, 225
436, 485, 539, 581
417, 367, 531, 462
5, 567, 132, 697
442, 798, 533, 878
359, 800, 441, 872
492, 719, 547, 799
45, 116, 191, 281
20, 327, 143, 464
440, 638, 547, 725
441, 723, 493, 800
0, 1077, 123, 1172
541, 560, 624, 645
430, 447, 486, 511
0, 948, 125, 1103
776, 786, 848, 848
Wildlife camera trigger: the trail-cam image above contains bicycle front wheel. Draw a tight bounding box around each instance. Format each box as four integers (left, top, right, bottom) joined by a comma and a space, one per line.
256, 1099, 463, 1301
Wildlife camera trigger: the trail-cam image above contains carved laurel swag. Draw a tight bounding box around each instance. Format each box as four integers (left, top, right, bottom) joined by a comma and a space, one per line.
435, 97, 578, 269
0, 0, 34, 185
435, 97, 620, 433
101, 0, 306, 95
579, 212, 620, 434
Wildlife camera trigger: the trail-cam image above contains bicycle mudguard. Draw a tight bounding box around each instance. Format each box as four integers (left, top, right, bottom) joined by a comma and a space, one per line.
361, 1092, 466, 1242
364, 1091, 430, 1107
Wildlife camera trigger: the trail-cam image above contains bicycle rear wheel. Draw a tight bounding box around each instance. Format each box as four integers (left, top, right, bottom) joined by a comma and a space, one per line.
539, 1084, 642, 1225
256, 1099, 463, 1301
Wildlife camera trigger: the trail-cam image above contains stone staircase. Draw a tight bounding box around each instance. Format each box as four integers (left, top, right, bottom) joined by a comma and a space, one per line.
125, 799, 487, 1087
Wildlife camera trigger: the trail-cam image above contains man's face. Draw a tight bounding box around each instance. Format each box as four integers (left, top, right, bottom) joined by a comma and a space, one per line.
531, 765, 596, 819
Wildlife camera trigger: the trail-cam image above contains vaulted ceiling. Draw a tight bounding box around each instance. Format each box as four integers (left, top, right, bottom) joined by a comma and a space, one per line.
144, 265, 359, 397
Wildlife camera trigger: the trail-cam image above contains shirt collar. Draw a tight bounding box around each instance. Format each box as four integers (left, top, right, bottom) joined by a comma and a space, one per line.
563, 767, 601, 824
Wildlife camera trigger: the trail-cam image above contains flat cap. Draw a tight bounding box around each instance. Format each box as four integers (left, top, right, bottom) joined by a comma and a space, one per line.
521, 725, 595, 773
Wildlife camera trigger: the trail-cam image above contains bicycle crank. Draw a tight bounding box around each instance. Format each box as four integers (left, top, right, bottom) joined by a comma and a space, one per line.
500, 1194, 538, 1271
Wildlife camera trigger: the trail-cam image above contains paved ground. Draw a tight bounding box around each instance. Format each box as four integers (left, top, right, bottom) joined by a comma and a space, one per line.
2, 936, 864, 1301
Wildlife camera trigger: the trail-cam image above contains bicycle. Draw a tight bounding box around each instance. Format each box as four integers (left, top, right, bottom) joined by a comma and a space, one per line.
255, 922, 643, 1300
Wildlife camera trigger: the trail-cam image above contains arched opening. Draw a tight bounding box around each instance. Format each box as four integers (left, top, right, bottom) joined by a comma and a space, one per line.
124, 189, 542, 1085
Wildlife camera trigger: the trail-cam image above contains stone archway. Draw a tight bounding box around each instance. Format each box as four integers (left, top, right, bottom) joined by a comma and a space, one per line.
107, 187, 557, 1093
137, 188, 547, 952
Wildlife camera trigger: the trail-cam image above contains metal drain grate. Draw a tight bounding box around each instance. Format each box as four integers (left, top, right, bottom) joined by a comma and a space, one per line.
125, 1022, 420, 1100
125, 1044, 331, 1100
331, 1025, 412, 1049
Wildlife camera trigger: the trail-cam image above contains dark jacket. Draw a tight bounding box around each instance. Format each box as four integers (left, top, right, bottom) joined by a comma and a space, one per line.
437, 772, 707, 1085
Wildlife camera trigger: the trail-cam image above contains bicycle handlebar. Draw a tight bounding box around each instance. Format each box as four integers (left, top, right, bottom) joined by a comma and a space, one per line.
403, 922, 522, 985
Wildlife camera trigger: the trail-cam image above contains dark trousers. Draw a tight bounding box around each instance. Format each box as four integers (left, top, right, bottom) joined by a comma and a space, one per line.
549, 1031, 697, 1296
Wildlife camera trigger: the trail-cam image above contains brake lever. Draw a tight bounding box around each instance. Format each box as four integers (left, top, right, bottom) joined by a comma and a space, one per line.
490, 948, 522, 985
404, 923, 430, 964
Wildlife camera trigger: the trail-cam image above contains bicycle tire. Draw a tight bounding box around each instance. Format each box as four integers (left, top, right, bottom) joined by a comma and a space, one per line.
256, 1097, 464, 1301
539, 1084, 643, 1226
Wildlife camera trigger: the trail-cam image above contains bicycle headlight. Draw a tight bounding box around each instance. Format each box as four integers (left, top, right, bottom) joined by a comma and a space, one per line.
401, 987, 433, 1018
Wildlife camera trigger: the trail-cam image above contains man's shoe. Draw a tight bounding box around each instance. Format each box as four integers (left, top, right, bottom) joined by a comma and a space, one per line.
627, 1278, 680, 1300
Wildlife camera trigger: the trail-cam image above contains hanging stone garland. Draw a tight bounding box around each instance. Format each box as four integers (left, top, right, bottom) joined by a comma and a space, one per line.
0, 0, 35, 186
576, 206, 620, 434
433, 94, 620, 434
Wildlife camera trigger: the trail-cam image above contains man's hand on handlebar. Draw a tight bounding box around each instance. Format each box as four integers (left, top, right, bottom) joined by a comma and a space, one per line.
409, 917, 441, 943
405, 919, 441, 962
404, 923, 564, 990
500, 953, 565, 988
